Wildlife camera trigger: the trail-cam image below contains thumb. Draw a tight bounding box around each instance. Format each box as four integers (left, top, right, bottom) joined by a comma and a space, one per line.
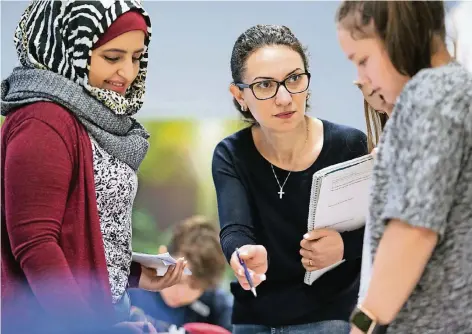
303, 229, 331, 241
158, 245, 168, 254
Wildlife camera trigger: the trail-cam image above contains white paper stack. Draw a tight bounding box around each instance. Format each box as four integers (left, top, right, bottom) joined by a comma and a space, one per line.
132, 252, 192, 276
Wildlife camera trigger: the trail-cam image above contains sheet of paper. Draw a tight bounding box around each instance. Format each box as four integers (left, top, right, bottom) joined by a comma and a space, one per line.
304, 260, 345, 285
310, 159, 373, 232
132, 252, 192, 276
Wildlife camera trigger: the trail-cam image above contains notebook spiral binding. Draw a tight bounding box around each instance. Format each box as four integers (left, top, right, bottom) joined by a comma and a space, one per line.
304, 175, 323, 284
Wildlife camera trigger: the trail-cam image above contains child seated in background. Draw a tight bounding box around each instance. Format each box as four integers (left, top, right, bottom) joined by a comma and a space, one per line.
128, 216, 233, 332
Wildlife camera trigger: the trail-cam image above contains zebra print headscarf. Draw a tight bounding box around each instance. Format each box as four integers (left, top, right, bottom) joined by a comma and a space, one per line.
14, 0, 152, 116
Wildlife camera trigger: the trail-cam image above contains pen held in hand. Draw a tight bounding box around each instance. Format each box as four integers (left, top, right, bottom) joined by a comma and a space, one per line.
235, 247, 257, 297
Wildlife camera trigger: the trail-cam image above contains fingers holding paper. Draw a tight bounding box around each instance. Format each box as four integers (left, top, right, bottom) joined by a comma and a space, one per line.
300, 229, 344, 271
230, 244, 268, 290
139, 257, 187, 291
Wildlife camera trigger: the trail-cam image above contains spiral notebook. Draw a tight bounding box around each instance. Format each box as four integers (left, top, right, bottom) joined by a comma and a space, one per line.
304, 154, 374, 285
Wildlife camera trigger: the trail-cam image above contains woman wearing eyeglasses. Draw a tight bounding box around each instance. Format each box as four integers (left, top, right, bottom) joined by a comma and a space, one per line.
211, 25, 368, 334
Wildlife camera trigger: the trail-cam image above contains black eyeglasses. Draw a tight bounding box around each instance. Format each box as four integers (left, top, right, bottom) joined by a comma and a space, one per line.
235, 72, 311, 100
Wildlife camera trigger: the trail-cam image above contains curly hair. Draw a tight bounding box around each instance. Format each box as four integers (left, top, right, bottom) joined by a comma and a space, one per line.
167, 215, 226, 289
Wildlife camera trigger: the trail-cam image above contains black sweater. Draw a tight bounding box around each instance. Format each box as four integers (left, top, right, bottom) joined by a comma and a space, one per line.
211, 119, 368, 326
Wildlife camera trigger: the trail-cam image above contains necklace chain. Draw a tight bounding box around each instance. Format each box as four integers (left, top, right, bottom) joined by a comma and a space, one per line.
271, 120, 310, 199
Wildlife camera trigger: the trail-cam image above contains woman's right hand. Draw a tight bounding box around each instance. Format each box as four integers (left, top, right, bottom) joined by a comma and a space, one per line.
230, 245, 268, 291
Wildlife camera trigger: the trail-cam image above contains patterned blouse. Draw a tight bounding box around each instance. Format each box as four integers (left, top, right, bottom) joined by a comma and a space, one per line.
90, 135, 138, 303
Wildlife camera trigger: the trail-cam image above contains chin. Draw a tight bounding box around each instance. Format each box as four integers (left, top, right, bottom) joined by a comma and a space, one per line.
382, 92, 397, 106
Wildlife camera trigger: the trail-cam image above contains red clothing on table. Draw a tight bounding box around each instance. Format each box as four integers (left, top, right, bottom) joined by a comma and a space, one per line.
1, 102, 140, 330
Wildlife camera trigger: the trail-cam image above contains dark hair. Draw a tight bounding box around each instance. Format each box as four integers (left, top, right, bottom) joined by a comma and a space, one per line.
336, 1, 446, 77
230, 24, 309, 123
167, 215, 226, 289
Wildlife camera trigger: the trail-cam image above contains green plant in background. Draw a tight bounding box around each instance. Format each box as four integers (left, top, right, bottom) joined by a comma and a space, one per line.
132, 209, 174, 254
131, 119, 246, 289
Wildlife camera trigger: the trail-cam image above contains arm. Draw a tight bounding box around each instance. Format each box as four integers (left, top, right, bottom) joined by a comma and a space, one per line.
128, 261, 142, 288
356, 98, 466, 326
4, 119, 96, 319
358, 221, 437, 325
211, 143, 257, 262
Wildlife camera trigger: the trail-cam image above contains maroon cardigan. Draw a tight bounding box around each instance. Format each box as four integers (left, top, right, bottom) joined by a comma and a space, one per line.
1, 102, 141, 330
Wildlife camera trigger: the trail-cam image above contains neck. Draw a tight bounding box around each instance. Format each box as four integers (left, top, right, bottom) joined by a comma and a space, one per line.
260, 117, 309, 166
431, 38, 453, 68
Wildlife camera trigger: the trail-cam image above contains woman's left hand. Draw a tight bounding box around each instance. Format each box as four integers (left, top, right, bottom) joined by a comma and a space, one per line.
138, 246, 187, 291
300, 228, 344, 271
139, 259, 186, 292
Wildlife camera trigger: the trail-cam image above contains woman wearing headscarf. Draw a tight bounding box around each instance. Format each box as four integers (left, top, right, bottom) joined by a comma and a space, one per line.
1, 1, 186, 333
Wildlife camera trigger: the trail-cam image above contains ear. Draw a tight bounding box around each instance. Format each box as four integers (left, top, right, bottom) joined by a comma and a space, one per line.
229, 84, 246, 109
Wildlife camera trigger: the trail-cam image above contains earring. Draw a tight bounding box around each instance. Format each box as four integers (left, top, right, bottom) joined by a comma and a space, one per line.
241, 105, 247, 112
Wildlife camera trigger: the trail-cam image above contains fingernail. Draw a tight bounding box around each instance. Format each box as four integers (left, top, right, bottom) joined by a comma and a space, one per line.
303, 233, 309, 239
184, 260, 188, 266
260, 274, 266, 281
180, 257, 185, 261
240, 252, 248, 257
238, 270, 243, 276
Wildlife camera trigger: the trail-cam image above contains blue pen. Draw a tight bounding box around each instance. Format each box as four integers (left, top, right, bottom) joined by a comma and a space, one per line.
235, 247, 257, 297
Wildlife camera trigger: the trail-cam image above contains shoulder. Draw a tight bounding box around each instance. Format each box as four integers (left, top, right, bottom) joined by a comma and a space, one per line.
214, 126, 252, 154
321, 118, 368, 155
406, 61, 471, 95
322, 118, 367, 142
212, 126, 252, 165
7, 101, 80, 126
391, 62, 472, 135
398, 62, 472, 119
3, 102, 83, 141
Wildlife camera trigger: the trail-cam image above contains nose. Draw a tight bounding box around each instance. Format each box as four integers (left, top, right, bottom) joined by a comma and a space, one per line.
117, 58, 137, 83
356, 67, 369, 86
275, 84, 292, 106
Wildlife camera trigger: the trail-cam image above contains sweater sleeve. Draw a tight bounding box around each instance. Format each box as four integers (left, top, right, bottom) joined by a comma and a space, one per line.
128, 261, 142, 288
212, 142, 257, 262
4, 118, 97, 322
